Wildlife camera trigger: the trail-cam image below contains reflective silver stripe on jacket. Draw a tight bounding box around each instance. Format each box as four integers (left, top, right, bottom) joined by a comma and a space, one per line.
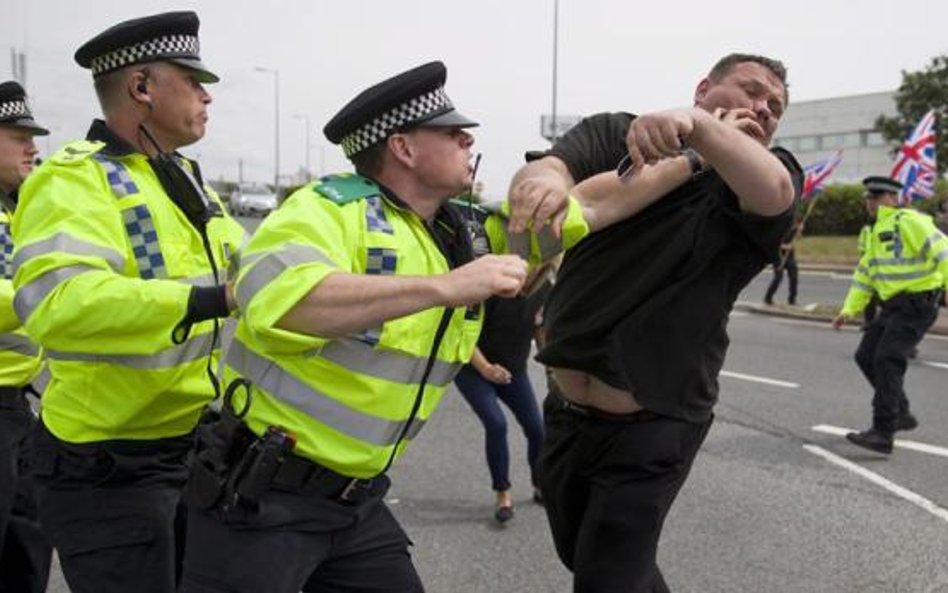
12, 232, 126, 276
180, 273, 218, 287
227, 340, 426, 446
866, 256, 926, 268
851, 279, 874, 293
871, 269, 937, 282
13, 265, 98, 322
0, 332, 39, 357
46, 330, 216, 370
934, 248, 948, 264
236, 244, 334, 311
537, 227, 562, 262
314, 338, 461, 387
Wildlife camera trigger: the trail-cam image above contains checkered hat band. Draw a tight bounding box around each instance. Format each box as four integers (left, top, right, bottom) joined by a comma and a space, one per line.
341, 87, 453, 157
0, 100, 30, 120
90, 34, 200, 76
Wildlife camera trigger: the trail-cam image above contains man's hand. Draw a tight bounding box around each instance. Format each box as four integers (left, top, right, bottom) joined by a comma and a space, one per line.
831, 314, 850, 330
625, 108, 703, 175
712, 107, 766, 143
438, 255, 528, 307
507, 168, 571, 237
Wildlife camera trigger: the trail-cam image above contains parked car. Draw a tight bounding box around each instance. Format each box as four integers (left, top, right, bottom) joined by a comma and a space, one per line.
229, 183, 279, 217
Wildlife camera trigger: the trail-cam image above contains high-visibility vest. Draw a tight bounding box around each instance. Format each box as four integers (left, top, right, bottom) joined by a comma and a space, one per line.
226, 173, 589, 478
0, 206, 43, 387
841, 205, 948, 316
12, 138, 245, 442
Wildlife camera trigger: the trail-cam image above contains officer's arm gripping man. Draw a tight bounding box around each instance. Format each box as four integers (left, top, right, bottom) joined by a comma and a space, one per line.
11, 155, 218, 354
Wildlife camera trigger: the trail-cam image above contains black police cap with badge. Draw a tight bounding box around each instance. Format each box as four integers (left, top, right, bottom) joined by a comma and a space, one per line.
74, 10, 218, 83
863, 175, 903, 197
0, 81, 49, 136
324, 61, 478, 159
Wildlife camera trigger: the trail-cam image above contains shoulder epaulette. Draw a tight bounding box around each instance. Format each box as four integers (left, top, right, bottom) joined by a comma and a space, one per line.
312, 173, 381, 205
49, 140, 106, 166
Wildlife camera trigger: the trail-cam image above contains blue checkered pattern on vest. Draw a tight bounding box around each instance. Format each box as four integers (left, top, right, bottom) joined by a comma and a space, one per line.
123, 205, 166, 279
365, 196, 393, 234
357, 247, 398, 345
0, 223, 12, 279
94, 155, 139, 197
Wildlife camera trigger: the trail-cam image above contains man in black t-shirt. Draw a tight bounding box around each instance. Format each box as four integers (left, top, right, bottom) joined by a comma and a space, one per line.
507, 54, 803, 592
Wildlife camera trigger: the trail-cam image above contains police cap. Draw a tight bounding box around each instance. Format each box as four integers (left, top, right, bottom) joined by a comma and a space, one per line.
324, 61, 478, 159
862, 175, 903, 197
74, 11, 219, 83
0, 81, 49, 136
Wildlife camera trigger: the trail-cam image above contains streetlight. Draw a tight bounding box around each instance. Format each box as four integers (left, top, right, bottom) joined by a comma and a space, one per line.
292, 113, 311, 181
254, 66, 280, 196
551, 0, 560, 144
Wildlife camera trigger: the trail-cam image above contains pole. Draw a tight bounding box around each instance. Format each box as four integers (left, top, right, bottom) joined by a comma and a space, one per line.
255, 66, 280, 196
551, 0, 559, 144
293, 114, 311, 180
777, 195, 820, 271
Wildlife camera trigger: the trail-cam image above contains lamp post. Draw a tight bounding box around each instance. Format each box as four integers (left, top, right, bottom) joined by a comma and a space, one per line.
551, 0, 560, 144
292, 113, 311, 181
254, 66, 280, 196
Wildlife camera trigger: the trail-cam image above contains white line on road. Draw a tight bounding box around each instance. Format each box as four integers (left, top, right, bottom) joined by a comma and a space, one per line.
720, 370, 799, 389
811, 424, 948, 458
803, 444, 948, 523
920, 360, 948, 371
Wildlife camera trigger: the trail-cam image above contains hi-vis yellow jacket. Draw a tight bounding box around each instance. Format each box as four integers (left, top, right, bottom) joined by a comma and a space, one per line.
841, 205, 948, 316
226, 174, 588, 479
0, 204, 43, 387
12, 124, 245, 443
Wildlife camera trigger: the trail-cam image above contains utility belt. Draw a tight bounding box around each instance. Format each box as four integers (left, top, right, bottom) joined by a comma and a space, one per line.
186, 379, 380, 513
0, 385, 26, 410
883, 289, 943, 310
549, 383, 659, 424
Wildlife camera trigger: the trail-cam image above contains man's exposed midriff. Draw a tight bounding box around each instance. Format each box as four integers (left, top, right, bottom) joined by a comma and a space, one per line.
551, 367, 644, 414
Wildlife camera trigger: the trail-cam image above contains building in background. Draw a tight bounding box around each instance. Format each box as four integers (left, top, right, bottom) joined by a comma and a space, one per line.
773, 91, 896, 182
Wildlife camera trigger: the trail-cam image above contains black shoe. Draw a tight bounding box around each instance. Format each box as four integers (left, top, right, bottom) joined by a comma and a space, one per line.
788, 298, 797, 306
846, 429, 894, 454
532, 488, 544, 506
494, 505, 514, 524
763, 298, 774, 305
895, 413, 918, 432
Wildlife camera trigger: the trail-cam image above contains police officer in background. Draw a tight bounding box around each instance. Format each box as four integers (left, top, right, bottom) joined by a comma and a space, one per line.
0, 80, 52, 593
180, 61, 592, 593
11, 12, 244, 593
833, 176, 948, 454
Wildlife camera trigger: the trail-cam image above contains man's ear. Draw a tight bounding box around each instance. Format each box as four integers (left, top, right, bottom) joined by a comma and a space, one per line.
128, 70, 152, 108
693, 77, 711, 106
387, 134, 413, 167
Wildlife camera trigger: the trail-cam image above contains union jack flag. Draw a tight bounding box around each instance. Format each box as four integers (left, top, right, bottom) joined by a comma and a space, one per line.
802, 150, 843, 200
889, 110, 937, 204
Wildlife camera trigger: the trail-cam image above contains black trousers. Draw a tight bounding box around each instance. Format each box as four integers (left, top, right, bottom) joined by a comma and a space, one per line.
764, 250, 798, 304
539, 391, 712, 593
854, 291, 939, 432
0, 389, 51, 593
30, 420, 192, 593
180, 475, 423, 593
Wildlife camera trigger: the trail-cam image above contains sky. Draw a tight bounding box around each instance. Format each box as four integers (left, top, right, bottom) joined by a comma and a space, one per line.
2, 0, 946, 198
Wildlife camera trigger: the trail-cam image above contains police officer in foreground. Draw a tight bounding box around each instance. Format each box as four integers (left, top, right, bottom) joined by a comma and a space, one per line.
0, 80, 53, 593
833, 176, 948, 454
179, 61, 591, 593
11, 12, 244, 593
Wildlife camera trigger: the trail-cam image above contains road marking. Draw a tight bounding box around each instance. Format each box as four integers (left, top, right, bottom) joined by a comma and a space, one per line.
803, 444, 948, 523
719, 370, 799, 389
920, 360, 948, 371
811, 424, 948, 458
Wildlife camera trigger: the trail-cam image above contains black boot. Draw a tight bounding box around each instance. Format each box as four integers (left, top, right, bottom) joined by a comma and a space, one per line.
895, 412, 918, 431
846, 428, 894, 454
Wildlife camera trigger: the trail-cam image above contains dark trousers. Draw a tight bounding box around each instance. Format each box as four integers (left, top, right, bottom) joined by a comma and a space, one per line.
854, 292, 939, 432
30, 420, 192, 593
764, 250, 798, 304
180, 475, 423, 593
539, 391, 712, 593
0, 389, 51, 593
454, 365, 544, 491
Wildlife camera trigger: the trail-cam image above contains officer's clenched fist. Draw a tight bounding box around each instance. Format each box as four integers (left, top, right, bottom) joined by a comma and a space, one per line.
439, 254, 528, 306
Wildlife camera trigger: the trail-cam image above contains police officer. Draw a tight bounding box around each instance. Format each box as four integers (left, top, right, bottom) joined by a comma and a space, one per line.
833, 176, 948, 454
179, 61, 590, 593
0, 80, 53, 593
11, 12, 244, 593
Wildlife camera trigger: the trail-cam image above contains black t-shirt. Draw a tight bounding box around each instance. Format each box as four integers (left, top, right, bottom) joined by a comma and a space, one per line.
535, 112, 803, 422
477, 282, 550, 374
